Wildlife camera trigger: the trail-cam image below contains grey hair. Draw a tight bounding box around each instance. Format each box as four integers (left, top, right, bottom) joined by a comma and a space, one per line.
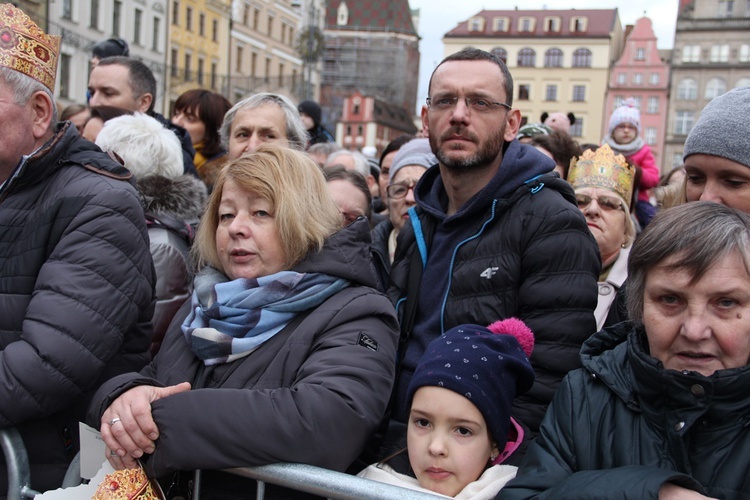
0, 68, 58, 125
325, 150, 370, 179
220, 92, 308, 151
626, 201, 750, 323
95, 113, 183, 179
308, 141, 341, 157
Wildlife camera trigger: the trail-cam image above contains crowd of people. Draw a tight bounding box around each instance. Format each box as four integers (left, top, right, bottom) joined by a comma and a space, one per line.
2, 4, 750, 499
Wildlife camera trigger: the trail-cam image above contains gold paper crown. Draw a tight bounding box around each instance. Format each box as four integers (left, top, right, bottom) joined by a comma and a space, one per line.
0, 4, 60, 91
568, 143, 636, 207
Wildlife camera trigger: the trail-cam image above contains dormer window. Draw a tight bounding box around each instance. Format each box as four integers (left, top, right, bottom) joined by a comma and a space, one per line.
493, 17, 509, 32
519, 17, 535, 32
337, 1, 348, 26
469, 17, 484, 32
570, 16, 588, 33
544, 17, 561, 32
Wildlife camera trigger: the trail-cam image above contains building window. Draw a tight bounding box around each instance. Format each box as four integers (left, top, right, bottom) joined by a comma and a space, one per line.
617, 73, 626, 85
62, 0, 72, 19
718, 0, 735, 17
649, 73, 660, 85
253, 8, 259, 30
736, 77, 750, 88
267, 15, 273, 36
199, 13, 205, 37
59, 54, 71, 98
172, 1, 179, 26
674, 111, 695, 135
212, 19, 218, 42
112, 1, 122, 37
251, 52, 257, 77
186, 6, 193, 31
243, 3, 250, 25
647, 96, 659, 114
632, 96, 642, 109
133, 8, 142, 45
519, 17, 534, 32
681, 45, 700, 63
518, 48, 536, 67
265, 57, 271, 82
236, 45, 243, 73
571, 118, 583, 137
518, 84, 530, 100
353, 103, 360, 114
152, 17, 160, 52
469, 17, 483, 31
197, 57, 204, 85
635, 48, 645, 61
493, 17, 508, 32
545, 85, 558, 101
677, 78, 698, 100
740, 44, 750, 62
170, 48, 178, 77
572, 85, 586, 102
634, 73, 643, 85
710, 44, 729, 63
281, 24, 287, 44
571, 17, 587, 32
90, 0, 99, 29
705, 78, 727, 99
357, 125, 363, 135
211, 61, 218, 89
544, 17, 560, 32
572, 48, 592, 68
672, 153, 683, 167
490, 47, 507, 64
645, 127, 657, 145
544, 48, 563, 68
614, 96, 624, 108
184, 53, 191, 81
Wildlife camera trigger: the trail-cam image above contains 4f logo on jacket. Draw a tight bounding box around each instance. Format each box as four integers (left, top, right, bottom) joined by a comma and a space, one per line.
480, 267, 498, 279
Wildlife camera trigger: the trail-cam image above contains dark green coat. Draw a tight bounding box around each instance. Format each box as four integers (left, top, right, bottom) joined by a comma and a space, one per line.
500, 322, 750, 499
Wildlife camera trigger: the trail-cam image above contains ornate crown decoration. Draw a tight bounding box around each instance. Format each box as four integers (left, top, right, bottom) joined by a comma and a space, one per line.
0, 4, 60, 91
568, 143, 636, 206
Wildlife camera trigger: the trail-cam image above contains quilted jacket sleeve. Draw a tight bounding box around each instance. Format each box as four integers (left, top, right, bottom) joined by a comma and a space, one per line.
0, 183, 154, 426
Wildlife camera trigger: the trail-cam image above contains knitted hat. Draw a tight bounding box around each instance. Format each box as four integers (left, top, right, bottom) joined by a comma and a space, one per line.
297, 100, 322, 127
517, 122, 552, 140
683, 86, 750, 167
388, 138, 436, 185
406, 320, 535, 449
0, 4, 60, 92
608, 98, 641, 134
91, 37, 129, 59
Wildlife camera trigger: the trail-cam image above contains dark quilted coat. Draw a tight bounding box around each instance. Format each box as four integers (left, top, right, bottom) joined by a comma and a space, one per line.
0, 123, 155, 493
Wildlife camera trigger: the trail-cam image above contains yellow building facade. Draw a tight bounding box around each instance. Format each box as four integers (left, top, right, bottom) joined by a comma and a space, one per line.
443, 9, 623, 145
166, 0, 232, 112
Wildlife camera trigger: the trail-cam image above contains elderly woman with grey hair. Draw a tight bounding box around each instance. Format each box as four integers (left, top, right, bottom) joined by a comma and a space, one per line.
220, 92, 309, 160
501, 201, 750, 500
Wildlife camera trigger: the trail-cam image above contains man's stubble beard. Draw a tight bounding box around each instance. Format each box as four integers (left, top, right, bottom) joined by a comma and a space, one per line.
429, 125, 505, 172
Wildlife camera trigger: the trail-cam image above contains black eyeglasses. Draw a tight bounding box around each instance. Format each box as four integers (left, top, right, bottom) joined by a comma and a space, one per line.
426, 96, 512, 113
575, 193, 624, 212
387, 182, 417, 199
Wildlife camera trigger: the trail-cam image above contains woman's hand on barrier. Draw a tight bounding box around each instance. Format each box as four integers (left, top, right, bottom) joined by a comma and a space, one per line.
101, 382, 192, 469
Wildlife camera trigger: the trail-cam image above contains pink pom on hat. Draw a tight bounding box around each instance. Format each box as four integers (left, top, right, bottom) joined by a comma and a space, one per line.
487, 317, 535, 357
608, 97, 641, 134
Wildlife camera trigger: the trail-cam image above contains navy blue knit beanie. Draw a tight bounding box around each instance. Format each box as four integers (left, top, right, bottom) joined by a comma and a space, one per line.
298, 100, 322, 127
92, 38, 129, 59
406, 321, 535, 449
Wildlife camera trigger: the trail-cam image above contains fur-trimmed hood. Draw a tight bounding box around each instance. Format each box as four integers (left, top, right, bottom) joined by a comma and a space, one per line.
136, 174, 207, 224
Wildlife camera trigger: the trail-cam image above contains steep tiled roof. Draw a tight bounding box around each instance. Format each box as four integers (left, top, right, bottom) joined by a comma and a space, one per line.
371, 96, 418, 133
445, 9, 618, 38
325, 0, 417, 36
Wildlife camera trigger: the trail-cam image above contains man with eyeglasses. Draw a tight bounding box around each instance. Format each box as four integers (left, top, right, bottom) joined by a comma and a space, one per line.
384, 48, 600, 455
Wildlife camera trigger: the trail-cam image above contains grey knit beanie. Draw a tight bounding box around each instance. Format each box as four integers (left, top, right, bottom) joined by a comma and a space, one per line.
683, 86, 750, 167
388, 138, 436, 185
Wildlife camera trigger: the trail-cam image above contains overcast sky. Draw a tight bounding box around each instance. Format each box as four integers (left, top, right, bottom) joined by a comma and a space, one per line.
408, 1, 679, 112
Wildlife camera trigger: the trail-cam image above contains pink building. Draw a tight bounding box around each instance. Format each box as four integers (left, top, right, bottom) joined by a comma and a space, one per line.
604, 17, 670, 172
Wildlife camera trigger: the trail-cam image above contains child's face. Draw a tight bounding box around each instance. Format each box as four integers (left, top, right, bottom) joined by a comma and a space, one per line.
407, 386, 498, 497
613, 123, 638, 144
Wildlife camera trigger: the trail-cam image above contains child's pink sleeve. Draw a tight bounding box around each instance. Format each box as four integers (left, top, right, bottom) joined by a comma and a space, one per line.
632, 145, 659, 190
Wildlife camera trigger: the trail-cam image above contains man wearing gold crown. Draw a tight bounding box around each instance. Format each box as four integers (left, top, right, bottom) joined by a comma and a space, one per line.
385, 48, 599, 454
0, 4, 155, 493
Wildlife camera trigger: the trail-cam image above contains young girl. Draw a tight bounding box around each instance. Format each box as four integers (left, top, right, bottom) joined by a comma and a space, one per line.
359, 319, 535, 499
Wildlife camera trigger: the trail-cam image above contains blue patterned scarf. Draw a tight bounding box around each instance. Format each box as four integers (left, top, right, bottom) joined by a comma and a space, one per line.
182, 267, 349, 365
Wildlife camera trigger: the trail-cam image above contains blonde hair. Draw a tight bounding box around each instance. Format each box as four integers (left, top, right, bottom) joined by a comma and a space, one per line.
192, 143, 342, 273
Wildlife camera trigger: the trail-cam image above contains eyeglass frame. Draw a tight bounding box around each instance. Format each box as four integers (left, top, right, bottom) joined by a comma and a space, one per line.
426, 95, 512, 113
386, 181, 418, 200
575, 192, 625, 212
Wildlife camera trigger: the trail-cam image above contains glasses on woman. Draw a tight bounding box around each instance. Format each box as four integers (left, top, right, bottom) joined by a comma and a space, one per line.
575, 193, 624, 212
387, 181, 417, 199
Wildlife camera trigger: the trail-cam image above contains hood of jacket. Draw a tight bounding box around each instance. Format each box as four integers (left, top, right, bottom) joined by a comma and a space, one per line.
293, 217, 378, 289
581, 322, 750, 423
137, 173, 207, 222
414, 140, 556, 224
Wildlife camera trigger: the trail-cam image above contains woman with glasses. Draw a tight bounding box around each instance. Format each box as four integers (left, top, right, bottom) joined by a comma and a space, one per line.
569, 144, 637, 330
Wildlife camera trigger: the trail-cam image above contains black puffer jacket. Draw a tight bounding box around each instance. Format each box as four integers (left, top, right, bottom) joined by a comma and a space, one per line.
88, 219, 399, 495
388, 141, 600, 433
0, 123, 155, 492
501, 322, 750, 499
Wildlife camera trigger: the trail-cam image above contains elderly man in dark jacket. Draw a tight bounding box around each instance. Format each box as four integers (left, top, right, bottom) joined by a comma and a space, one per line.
387, 48, 599, 451
0, 4, 155, 494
